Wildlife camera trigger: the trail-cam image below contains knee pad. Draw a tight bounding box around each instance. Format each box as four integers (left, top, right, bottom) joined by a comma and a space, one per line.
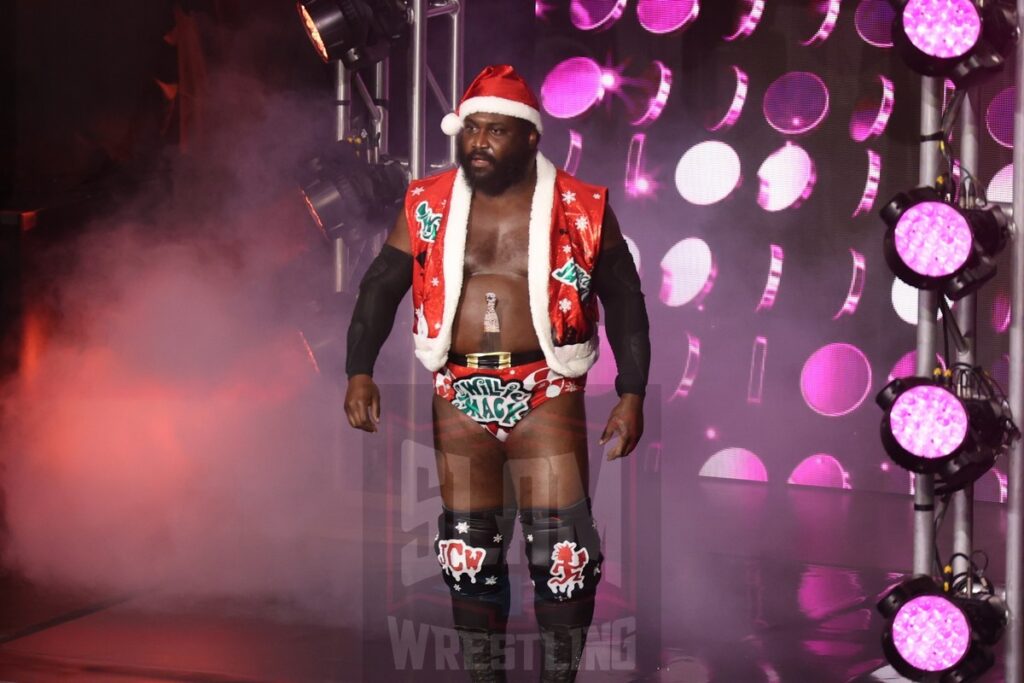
520, 497, 603, 603
434, 504, 517, 600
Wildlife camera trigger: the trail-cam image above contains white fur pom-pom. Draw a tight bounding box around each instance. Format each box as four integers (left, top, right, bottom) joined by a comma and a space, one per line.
440, 112, 463, 136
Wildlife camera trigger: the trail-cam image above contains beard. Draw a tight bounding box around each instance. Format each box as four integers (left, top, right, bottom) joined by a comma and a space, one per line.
457, 143, 534, 195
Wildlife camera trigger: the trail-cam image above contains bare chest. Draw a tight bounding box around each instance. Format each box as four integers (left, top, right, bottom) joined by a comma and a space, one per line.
462, 200, 531, 277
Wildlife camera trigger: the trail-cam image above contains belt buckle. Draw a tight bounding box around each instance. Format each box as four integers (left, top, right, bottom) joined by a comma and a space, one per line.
466, 351, 512, 369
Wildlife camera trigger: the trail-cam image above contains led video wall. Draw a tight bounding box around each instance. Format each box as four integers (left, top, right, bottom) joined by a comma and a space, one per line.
532, 0, 1015, 498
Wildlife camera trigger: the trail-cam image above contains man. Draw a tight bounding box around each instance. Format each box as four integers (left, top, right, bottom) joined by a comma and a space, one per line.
344, 65, 650, 682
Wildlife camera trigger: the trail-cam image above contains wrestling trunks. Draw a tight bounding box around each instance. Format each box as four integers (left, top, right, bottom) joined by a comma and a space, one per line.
433, 350, 586, 442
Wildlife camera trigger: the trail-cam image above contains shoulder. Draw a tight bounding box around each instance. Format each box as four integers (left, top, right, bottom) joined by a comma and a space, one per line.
555, 169, 607, 205
407, 168, 458, 200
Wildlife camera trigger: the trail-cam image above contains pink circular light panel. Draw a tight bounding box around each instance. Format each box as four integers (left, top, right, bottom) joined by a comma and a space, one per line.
892, 595, 971, 671
637, 0, 700, 34
894, 202, 972, 277
800, 343, 873, 417
541, 57, 605, 119
570, 0, 628, 30
890, 385, 968, 459
856, 0, 895, 47
660, 238, 715, 307
757, 143, 816, 212
986, 86, 1014, 149
902, 0, 981, 59
675, 141, 741, 206
763, 72, 830, 135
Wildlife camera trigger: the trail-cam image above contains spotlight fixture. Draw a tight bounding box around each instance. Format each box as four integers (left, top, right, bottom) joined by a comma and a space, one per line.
876, 372, 1019, 494
296, 0, 409, 70
888, 0, 1018, 88
300, 142, 408, 243
877, 575, 1007, 682
880, 187, 1009, 301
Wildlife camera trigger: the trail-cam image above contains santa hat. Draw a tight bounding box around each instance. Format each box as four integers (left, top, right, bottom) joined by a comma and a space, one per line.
440, 64, 544, 136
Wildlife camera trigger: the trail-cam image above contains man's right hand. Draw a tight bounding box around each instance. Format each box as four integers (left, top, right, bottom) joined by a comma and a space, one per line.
345, 374, 381, 432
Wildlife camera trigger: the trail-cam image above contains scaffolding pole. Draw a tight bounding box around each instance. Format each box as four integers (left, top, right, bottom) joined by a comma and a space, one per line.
913, 76, 943, 577
1004, 2, 1024, 680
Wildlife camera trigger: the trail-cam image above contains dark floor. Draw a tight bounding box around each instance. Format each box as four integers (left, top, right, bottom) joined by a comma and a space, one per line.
0, 478, 1011, 682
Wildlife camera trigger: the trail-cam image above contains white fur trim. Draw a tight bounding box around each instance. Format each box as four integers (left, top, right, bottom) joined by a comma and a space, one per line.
456, 95, 544, 133
441, 112, 463, 136
527, 153, 596, 377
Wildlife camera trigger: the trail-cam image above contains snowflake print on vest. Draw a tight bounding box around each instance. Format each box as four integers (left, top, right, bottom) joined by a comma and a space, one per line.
414, 200, 442, 243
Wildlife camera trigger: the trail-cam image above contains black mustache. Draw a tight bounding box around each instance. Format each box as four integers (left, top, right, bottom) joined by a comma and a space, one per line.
469, 153, 495, 162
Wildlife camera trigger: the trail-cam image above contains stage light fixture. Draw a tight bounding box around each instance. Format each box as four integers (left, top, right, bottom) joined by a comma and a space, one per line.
880, 187, 1009, 301
877, 575, 1006, 682
296, 0, 408, 70
889, 0, 1018, 88
300, 143, 408, 243
876, 373, 1018, 493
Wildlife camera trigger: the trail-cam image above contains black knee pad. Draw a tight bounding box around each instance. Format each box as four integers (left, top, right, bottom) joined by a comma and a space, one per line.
520, 497, 603, 603
434, 504, 517, 599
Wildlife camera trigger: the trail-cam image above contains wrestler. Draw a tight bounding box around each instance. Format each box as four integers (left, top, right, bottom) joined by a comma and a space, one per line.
344, 65, 650, 682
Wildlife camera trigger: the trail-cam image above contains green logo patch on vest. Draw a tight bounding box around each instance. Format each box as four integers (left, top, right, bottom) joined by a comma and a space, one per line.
451, 376, 531, 429
552, 258, 592, 300
414, 201, 442, 243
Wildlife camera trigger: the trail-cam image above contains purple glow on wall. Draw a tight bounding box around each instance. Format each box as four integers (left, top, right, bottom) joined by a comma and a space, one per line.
894, 201, 972, 277
888, 350, 946, 382
631, 60, 673, 126
902, 0, 981, 59
834, 249, 867, 320
675, 141, 742, 205
891, 595, 971, 672
541, 57, 606, 119
637, 0, 700, 34
853, 150, 882, 217
563, 130, 583, 176
802, 0, 841, 46
660, 238, 716, 308
756, 245, 784, 312
763, 72, 830, 135
992, 289, 1011, 333
987, 87, 1014, 148
588, 324, 617, 396
788, 454, 852, 490
725, 0, 765, 41
708, 66, 749, 132
748, 336, 768, 404
570, 0, 628, 30
800, 343, 873, 417
625, 133, 656, 198
988, 163, 1013, 203
699, 447, 769, 482
850, 76, 895, 142
993, 353, 1010, 392
889, 385, 968, 459
757, 143, 816, 212
671, 333, 701, 399
855, 0, 895, 47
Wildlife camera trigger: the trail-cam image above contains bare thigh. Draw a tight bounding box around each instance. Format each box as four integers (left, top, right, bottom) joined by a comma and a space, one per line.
503, 391, 589, 509
432, 393, 513, 510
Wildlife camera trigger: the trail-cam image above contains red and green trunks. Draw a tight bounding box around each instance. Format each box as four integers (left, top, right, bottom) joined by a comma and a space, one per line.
433, 355, 585, 442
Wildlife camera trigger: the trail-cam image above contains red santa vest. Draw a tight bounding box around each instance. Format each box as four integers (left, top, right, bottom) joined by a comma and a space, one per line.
404, 152, 605, 378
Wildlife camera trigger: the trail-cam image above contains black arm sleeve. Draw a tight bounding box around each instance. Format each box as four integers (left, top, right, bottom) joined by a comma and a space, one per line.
345, 243, 413, 378
593, 240, 651, 397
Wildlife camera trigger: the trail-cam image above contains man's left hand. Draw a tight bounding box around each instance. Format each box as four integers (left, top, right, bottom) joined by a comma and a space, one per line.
598, 394, 644, 460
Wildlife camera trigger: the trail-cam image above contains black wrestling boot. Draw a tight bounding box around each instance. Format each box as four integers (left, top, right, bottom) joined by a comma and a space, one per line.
539, 625, 588, 682
456, 626, 508, 683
